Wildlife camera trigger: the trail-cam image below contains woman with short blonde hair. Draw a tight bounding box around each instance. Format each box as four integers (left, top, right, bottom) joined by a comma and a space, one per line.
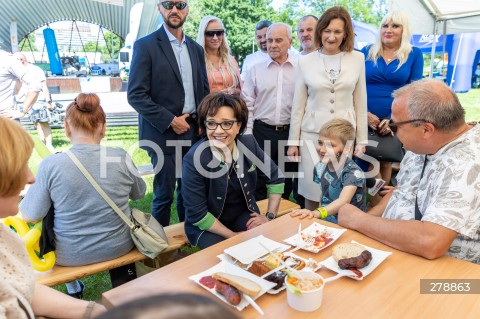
361, 11, 423, 188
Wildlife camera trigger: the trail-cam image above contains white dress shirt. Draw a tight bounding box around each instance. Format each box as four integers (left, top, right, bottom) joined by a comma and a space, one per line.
241, 54, 298, 134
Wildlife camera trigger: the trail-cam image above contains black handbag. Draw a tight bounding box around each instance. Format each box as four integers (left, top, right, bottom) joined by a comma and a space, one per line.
364, 129, 405, 163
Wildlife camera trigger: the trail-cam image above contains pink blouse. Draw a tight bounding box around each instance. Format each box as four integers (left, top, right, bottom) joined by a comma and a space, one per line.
207, 55, 242, 93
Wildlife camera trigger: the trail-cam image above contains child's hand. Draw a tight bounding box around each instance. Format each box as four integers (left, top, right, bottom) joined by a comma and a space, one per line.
290, 209, 317, 219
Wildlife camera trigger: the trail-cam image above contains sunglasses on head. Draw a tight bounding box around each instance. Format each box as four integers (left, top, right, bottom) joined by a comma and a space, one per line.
205, 30, 225, 37
160, 1, 187, 10
388, 119, 430, 133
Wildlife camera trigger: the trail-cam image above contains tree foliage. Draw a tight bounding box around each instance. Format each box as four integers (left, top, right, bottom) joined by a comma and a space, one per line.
181, 0, 387, 65
19, 33, 38, 52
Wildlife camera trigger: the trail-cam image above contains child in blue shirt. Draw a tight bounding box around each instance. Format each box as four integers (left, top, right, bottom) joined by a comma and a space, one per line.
291, 119, 366, 223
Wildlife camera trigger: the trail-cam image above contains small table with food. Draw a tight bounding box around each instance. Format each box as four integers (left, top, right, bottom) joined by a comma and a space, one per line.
102, 215, 480, 318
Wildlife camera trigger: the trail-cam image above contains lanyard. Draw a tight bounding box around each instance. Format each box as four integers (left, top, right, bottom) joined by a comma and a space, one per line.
414, 156, 428, 221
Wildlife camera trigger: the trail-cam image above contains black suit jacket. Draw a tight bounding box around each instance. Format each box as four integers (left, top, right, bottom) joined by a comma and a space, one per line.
127, 26, 210, 155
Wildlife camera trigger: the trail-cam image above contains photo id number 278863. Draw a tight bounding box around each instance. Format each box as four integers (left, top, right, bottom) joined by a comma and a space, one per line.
420, 279, 480, 294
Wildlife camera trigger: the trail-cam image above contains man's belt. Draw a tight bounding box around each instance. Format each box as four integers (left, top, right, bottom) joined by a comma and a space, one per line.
255, 120, 290, 131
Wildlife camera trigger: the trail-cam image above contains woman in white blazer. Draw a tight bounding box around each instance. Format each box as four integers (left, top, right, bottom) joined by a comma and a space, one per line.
287, 6, 367, 210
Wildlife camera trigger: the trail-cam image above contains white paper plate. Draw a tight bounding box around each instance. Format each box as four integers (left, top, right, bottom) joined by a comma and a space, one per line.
223, 235, 291, 265
284, 222, 347, 253
189, 261, 277, 311
320, 240, 392, 280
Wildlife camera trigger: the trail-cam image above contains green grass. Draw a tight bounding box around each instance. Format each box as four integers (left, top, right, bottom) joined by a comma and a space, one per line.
458, 87, 480, 121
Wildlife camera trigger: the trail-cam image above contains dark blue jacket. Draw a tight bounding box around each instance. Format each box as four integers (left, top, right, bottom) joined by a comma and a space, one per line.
127, 26, 210, 155
182, 135, 285, 246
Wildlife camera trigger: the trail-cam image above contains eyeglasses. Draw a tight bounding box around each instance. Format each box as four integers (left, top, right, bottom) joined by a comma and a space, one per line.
160, 1, 187, 10
388, 119, 430, 133
205, 120, 237, 130
205, 30, 225, 38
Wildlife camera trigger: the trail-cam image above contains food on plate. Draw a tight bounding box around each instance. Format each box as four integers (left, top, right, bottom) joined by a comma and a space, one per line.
215, 280, 242, 305
248, 260, 271, 277
283, 255, 306, 270
264, 271, 287, 290
212, 272, 262, 297
263, 252, 284, 269
338, 250, 372, 270
199, 275, 217, 289
287, 275, 323, 292
332, 243, 372, 269
298, 229, 334, 252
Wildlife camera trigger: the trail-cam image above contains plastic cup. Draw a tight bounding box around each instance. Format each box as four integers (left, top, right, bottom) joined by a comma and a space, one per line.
285, 271, 325, 312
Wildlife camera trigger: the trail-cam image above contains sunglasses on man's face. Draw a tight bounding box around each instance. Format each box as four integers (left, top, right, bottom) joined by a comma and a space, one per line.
205, 30, 225, 38
160, 1, 187, 10
388, 119, 430, 133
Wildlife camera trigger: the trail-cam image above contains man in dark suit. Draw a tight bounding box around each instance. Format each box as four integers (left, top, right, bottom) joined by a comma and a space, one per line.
128, 0, 209, 226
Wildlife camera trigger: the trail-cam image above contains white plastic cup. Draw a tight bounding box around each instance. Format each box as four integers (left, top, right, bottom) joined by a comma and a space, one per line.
285, 271, 325, 312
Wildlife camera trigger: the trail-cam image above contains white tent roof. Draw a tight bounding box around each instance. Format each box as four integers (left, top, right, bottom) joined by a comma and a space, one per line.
0, 0, 158, 49
390, 0, 480, 34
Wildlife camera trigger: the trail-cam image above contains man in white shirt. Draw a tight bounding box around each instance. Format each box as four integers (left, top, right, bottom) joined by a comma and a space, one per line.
338, 79, 480, 264
0, 50, 41, 119
297, 15, 318, 55
240, 20, 272, 82
241, 23, 297, 202
15, 52, 54, 152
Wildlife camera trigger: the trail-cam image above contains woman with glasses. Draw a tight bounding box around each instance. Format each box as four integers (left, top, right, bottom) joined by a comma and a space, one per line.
287, 6, 367, 212
196, 16, 241, 94
182, 92, 284, 249
0, 117, 107, 318
361, 11, 423, 189
20, 93, 146, 298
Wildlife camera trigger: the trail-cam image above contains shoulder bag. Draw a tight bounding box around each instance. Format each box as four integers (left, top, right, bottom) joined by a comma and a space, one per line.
65, 150, 168, 259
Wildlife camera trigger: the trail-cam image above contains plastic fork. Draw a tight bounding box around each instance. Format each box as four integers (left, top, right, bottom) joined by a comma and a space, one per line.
289, 236, 315, 253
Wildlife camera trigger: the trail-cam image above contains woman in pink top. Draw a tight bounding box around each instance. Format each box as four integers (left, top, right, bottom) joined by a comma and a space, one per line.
197, 16, 241, 94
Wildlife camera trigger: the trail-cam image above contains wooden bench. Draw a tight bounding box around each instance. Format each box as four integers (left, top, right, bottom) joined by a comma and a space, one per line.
35, 222, 187, 286
35, 199, 299, 286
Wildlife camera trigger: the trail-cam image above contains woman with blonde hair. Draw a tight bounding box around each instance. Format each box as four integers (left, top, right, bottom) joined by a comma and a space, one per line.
361, 11, 423, 187
197, 16, 241, 94
287, 6, 367, 211
20, 93, 146, 298
0, 117, 106, 318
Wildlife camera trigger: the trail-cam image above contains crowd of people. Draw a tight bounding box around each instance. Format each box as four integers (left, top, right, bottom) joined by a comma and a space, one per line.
1, 0, 479, 318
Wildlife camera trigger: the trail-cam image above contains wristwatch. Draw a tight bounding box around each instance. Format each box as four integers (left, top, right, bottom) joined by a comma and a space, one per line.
266, 212, 276, 221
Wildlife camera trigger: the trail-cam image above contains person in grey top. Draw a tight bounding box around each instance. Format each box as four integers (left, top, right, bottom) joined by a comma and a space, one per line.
338, 79, 480, 264
0, 50, 42, 119
20, 93, 146, 297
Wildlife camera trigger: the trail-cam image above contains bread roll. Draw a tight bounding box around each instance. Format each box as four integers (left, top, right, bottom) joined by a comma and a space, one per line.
332, 243, 365, 262
213, 272, 262, 297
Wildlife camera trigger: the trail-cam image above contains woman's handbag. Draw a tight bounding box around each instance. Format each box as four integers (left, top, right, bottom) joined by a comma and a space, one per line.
65, 150, 169, 259
364, 129, 405, 163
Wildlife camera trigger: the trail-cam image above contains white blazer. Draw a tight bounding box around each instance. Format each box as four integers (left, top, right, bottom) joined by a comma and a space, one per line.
288, 50, 368, 145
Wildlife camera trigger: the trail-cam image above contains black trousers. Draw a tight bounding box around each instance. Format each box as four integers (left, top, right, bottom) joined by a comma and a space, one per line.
252, 121, 297, 201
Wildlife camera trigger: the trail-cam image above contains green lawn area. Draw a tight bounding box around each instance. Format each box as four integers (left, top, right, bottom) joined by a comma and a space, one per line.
458, 87, 480, 121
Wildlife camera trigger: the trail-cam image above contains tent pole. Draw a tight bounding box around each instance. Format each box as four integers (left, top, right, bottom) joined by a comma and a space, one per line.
450, 34, 463, 89
429, 21, 437, 78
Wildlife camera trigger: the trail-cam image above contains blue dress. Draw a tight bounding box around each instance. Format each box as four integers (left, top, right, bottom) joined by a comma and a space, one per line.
361, 45, 424, 119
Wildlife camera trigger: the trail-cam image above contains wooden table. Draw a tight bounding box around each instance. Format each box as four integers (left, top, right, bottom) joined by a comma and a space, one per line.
102, 215, 480, 318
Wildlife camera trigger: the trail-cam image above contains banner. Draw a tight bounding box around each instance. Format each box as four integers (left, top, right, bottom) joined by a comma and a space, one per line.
10, 19, 18, 53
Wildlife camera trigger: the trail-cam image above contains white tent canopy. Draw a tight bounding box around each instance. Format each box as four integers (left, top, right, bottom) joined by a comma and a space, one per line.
389, 0, 480, 34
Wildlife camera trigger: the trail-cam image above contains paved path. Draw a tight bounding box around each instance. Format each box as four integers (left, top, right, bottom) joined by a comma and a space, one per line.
52, 92, 136, 114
